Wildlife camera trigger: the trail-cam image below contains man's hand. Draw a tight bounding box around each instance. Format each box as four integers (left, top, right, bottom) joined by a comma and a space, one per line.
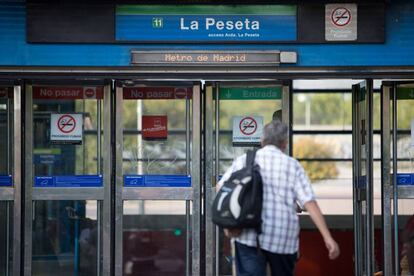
224, 228, 242, 238
324, 237, 340, 260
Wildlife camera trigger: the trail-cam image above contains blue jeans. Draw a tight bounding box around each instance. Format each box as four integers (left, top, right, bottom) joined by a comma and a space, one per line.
235, 242, 297, 276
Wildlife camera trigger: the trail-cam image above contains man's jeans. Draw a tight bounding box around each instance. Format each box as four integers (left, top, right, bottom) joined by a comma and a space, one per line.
235, 242, 297, 276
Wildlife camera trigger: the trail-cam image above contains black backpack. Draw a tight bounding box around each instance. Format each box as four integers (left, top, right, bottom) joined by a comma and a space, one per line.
212, 150, 263, 232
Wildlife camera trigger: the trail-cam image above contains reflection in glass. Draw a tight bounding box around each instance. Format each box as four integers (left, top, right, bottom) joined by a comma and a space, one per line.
123, 201, 186, 276
32, 200, 99, 276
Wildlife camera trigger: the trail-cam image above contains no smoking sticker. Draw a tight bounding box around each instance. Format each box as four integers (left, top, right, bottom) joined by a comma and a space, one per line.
331, 7, 351, 27
233, 116, 263, 146
51, 114, 83, 144
326, 4, 357, 41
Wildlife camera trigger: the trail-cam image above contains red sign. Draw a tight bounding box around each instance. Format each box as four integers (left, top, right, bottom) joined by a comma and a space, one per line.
57, 114, 77, 133
33, 86, 103, 99
0, 87, 11, 99
331, 7, 352, 27
142, 115, 168, 140
123, 87, 192, 100
239, 117, 257, 136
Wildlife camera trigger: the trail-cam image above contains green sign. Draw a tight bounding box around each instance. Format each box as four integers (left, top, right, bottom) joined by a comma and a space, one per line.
218, 87, 282, 100
33, 148, 61, 155
397, 87, 414, 100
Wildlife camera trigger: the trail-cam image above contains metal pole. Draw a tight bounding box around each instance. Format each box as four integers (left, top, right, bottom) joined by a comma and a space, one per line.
97, 96, 102, 276
12, 84, 21, 276
352, 84, 362, 276
381, 84, 392, 276
392, 84, 399, 276
204, 84, 215, 276
186, 92, 191, 276
214, 82, 220, 276
6, 91, 11, 276
101, 84, 112, 276
114, 85, 124, 276
24, 84, 34, 276
191, 84, 201, 276
366, 80, 375, 276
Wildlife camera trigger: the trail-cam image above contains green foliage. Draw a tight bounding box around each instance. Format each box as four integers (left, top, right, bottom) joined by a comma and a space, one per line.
293, 137, 339, 182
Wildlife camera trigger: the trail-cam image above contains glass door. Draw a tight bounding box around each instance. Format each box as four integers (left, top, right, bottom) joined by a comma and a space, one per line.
204, 80, 291, 275
352, 80, 374, 276
0, 83, 21, 276
381, 82, 414, 276
24, 81, 111, 276
114, 81, 201, 276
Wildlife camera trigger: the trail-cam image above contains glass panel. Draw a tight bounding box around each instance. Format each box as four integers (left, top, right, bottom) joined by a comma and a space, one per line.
123, 200, 186, 276
122, 98, 188, 175
216, 91, 282, 275
0, 202, 13, 275
293, 93, 352, 130
0, 89, 12, 175
32, 200, 99, 276
33, 93, 101, 177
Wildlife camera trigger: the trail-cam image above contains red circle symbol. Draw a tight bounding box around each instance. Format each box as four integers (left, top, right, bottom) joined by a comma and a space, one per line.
84, 88, 95, 98
331, 7, 351, 27
174, 88, 188, 99
57, 115, 76, 133
239, 117, 257, 136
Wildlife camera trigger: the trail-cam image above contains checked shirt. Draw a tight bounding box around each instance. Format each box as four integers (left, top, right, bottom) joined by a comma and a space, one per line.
218, 145, 315, 254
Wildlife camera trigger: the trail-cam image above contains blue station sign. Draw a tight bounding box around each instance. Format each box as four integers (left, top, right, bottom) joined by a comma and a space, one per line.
124, 175, 191, 187
34, 175, 103, 187
0, 175, 12, 187
116, 5, 297, 42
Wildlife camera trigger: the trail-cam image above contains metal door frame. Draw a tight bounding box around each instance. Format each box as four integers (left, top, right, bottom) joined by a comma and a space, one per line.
352, 80, 374, 276
0, 81, 22, 276
23, 80, 112, 275
381, 81, 414, 276
204, 80, 292, 276
114, 80, 202, 276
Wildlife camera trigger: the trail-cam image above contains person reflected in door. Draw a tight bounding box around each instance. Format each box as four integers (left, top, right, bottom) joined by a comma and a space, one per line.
217, 120, 340, 276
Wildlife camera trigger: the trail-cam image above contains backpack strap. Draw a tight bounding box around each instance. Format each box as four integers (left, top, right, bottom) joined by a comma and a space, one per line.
246, 149, 257, 168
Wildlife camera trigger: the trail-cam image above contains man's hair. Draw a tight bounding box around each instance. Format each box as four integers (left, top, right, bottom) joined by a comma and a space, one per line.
262, 120, 288, 147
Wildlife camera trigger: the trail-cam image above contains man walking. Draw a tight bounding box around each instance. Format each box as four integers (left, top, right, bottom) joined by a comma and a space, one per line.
217, 120, 340, 276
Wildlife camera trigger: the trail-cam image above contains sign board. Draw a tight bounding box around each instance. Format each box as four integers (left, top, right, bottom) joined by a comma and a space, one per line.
123, 87, 192, 100
34, 175, 103, 187
124, 175, 191, 187
33, 86, 103, 100
34, 148, 62, 165
0, 175, 12, 187
116, 5, 296, 42
397, 87, 414, 100
142, 115, 168, 140
232, 116, 263, 146
397, 174, 414, 186
325, 4, 357, 41
131, 51, 296, 66
0, 87, 11, 99
218, 87, 282, 100
50, 114, 83, 144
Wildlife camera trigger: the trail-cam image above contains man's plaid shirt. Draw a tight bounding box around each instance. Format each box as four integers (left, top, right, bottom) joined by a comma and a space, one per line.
218, 145, 315, 254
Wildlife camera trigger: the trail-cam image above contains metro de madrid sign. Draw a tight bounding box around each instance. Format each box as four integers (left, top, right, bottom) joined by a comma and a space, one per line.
116, 5, 297, 42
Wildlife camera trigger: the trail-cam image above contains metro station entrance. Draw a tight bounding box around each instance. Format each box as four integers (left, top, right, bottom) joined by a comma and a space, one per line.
204, 81, 291, 275
5, 75, 412, 276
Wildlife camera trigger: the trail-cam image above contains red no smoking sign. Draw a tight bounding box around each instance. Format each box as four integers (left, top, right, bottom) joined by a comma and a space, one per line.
58, 115, 76, 133
51, 114, 83, 144
233, 116, 263, 145
239, 117, 257, 136
331, 7, 351, 27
